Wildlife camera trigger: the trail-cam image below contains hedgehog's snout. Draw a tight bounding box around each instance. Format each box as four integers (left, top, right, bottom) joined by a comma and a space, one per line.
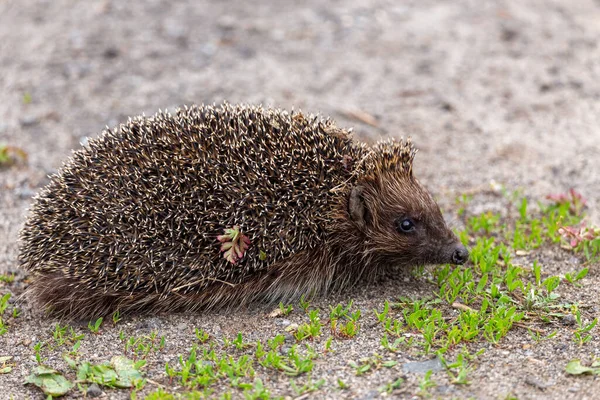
451, 245, 469, 265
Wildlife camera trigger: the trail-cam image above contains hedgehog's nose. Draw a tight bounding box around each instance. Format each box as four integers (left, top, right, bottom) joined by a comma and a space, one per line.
451, 245, 469, 265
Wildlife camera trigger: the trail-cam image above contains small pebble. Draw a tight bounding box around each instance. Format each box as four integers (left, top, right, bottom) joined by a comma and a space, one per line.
402, 357, 444, 374
357, 389, 380, 400
275, 319, 291, 327
176, 322, 188, 332
525, 375, 549, 390
135, 317, 162, 332
562, 315, 576, 326
86, 383, 103, 398
19, 115, 39, 127
283, 333, 294, 343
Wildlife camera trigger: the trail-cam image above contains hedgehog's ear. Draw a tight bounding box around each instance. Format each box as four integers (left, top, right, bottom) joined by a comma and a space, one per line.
371, 138, 417, 177
349, 186, 367, 229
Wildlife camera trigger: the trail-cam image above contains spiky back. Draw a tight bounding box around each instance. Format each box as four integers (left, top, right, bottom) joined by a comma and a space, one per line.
19, 104, 369, 297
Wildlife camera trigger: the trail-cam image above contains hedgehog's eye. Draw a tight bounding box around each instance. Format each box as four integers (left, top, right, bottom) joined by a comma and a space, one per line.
395, 218, 415, 233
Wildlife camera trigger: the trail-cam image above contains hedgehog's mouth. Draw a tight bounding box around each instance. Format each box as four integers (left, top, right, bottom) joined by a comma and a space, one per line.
427, 243, 469, 266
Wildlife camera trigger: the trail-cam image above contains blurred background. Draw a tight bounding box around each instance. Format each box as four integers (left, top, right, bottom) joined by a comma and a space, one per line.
1, 0, 600, 218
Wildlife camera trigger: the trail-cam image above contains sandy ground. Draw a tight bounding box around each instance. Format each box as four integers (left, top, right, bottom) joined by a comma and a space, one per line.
1, 0, 600, 398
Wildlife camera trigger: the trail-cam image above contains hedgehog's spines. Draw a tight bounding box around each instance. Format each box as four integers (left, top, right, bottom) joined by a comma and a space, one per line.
19, 102, 462, 319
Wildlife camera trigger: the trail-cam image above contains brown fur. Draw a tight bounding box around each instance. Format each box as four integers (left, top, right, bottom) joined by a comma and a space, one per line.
20, 103, 467, 319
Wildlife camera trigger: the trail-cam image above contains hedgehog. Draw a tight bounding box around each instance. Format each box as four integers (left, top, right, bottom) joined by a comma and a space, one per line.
19, 103, 468, 319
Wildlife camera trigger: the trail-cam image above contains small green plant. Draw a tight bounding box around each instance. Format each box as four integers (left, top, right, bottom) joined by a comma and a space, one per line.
299, 295, 311, 313
455, 193, 473, 217
374, 301, 404, 337
112, 310, 122, 325
329, 301, 360, 339
50, 324, 84, 349
294, 309, 322, 341
0, 293, 11, 335
467, 211, 500, 234
417, 370, 436, 397
0, 144, 28, 167
0, 356, 13, 374
257, 342, 315, 377
217, 226, 251, 265
33, 342, 45, 364
381, 333, 406, 353
564, 268, 589, 286
88, 317, 103, 334
25, 365, 72, 397
324, 336, 333, 353
233, 333, 252, 350
528, 329, 557, 343
124, 331, 166, 358
337, 378, 349, 389
348, 353, 394, 376
573, 308, 597, 346
565, 359, 600, 375
62, 355, 146, 391
378, 378, 403, 394
441, 348, 483, 385
52, 324, 69, 346
278, 302, 293, 316
195, 328, 210, 343
348, 359, 371, 376
242, 378, 272, 400
329, 301, 353, 320
0, 274, 15, 284
290, 376, 325, 395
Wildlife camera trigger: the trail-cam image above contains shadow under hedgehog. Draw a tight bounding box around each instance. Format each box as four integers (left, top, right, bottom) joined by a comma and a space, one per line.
19, 103, 468, 319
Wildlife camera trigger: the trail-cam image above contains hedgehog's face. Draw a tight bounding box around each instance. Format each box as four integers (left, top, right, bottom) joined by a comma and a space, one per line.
349, 171, 468, 268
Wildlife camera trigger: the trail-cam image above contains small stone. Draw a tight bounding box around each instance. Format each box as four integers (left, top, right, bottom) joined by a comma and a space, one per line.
357, 389, 380, 400
269, 307, 284, 318
86, 383, 103, 397
500, 25, 519, 42
440, 101, 454, 112
525, 375, 549, 390
135, 317, 162, 331
103, 47, 120, 59
436, 385, 455, 394
19, 115, 39, 127
217, 15, 236, 31
285, 323, 298, 332
200, 43, 216, 57
63, 62, 91, 79
283, 333, 294, 343
562, 315, 576, 326
237, 46, 256, 59
275, 318, 291, 327
402, 357, 444, 374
